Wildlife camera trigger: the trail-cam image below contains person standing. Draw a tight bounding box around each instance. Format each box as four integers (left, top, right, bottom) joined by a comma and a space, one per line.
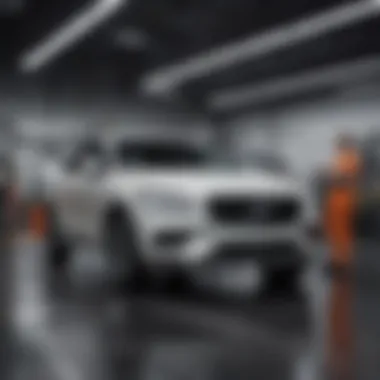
325, 133, 361, 274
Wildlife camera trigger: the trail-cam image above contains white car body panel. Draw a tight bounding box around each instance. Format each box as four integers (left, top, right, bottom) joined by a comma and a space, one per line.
44, 133, 307, 270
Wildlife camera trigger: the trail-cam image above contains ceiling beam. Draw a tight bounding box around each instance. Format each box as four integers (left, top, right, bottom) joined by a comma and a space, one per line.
208, 56, 380, 110
141, 0, 380, 95
19, 0, 128, 73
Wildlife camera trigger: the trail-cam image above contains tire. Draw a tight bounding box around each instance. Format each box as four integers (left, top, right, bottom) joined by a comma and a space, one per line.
149, 269, 190, 295
104, 213, 149, 293
46, 209, 71, 271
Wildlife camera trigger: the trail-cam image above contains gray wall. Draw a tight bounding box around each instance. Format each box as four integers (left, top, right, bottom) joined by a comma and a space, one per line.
229, 113, 280, 154
0, 87, 213, 146
230, 84, 380, 180
228, 84, 380, 223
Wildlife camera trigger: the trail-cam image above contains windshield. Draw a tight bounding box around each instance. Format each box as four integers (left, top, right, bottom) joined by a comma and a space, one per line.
117, 141, 208, 167
116, 141, 288, 173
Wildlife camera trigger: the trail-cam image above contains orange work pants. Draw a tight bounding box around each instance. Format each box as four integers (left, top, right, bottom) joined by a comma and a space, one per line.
328, 277, 354, 380
325, 190, 356, 267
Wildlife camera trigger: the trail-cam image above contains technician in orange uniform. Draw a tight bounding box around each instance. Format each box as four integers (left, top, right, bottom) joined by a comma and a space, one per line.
325, 134, 361, 271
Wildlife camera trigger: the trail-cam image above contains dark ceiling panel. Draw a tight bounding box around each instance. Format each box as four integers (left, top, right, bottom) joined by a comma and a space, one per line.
0, 0, 374, 114
18, 0, 93, 47
0, 0, 25, 14
182, 14, 380, 95
127, 0, 356, 66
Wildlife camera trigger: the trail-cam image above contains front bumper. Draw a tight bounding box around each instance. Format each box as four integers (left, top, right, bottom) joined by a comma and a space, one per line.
144, 225, 309, 269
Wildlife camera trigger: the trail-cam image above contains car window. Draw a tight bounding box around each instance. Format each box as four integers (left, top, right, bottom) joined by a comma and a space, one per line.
116, 141, 207, 167
66, 139, 104, 172
114, 140, 292, 173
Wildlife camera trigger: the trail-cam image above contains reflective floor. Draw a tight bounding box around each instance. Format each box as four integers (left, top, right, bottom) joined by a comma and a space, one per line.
2, 237, 380, 380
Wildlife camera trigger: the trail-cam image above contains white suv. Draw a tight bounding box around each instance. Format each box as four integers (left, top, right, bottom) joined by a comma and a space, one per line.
45, 132, 308, 290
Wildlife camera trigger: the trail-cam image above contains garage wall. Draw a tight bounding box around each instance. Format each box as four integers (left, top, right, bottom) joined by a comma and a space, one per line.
230, 84, 380, 180
228, 84, 380, 222
229, 113, 280, 154
275, 88, 380, 179
2, 90, 213, 145
95, 102, 213, 146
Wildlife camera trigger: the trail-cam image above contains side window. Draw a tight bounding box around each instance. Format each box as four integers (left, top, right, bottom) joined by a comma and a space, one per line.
65, 147, 83, 172
66, 139, 105, 173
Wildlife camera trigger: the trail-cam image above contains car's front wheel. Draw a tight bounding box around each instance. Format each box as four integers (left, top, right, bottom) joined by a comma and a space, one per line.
263, 265, 305, 296
46, 209, 71, 272
103, 213, 149, 292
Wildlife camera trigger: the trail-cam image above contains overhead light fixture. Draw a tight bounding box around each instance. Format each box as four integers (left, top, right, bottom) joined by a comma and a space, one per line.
208, 57, 380, 110
19, 0, 128, 73
114, 28, 148, 50
141, 0, 380, 95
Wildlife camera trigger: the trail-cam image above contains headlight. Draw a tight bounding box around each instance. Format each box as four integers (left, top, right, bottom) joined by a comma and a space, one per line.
137, 190, 194, 214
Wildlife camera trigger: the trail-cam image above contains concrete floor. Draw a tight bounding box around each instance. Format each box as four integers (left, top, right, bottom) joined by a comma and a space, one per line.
2, 237, 380, 380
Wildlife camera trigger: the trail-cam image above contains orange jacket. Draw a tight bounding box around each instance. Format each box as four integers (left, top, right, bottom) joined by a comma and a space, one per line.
329, 148, 361, 202
325, 148, 361, 264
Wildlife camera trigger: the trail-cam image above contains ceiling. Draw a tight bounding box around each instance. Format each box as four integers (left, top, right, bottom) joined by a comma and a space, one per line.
1, 0, 379, 117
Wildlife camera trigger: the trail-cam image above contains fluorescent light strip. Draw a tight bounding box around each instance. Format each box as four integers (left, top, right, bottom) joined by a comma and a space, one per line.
208, 57, 380, 109
19, 0, 127, 73
142, 0, 380, 94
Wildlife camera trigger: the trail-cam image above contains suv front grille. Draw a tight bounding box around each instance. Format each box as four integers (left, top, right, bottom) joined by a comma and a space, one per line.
209, 196, 300, 225
213, 242, 305, 267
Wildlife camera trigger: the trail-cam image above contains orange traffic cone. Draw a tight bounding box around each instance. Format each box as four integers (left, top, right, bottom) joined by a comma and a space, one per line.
29, 203, 47, 239
4, 185, 18, 237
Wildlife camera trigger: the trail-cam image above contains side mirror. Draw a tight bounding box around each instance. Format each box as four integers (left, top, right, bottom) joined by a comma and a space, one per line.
65, 156, 79, 173
81, 156, 108, 178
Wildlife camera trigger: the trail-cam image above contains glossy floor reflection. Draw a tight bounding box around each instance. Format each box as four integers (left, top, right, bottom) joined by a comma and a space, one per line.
5, 238, 380, 380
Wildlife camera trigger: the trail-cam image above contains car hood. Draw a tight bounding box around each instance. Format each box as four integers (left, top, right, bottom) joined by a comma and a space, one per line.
109, 168, 300, 199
